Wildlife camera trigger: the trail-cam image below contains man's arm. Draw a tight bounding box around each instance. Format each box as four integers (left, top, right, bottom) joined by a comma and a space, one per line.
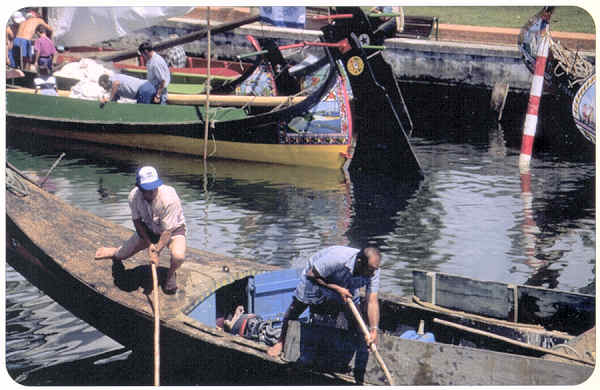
132, 218, 160, 264
133, 218, 153, 245
109, 80, 120, 101
305, 267, 352, 300
153, 80, 166, 103
366, 291, 380, 345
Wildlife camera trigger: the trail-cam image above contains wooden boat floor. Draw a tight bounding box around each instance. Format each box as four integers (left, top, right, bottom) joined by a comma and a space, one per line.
7, 178, 276, 322
544, 327, 596, 365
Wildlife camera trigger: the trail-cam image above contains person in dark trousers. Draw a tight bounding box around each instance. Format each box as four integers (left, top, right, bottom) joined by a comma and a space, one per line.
33, 25, 56, 72
267, 246, 381, 357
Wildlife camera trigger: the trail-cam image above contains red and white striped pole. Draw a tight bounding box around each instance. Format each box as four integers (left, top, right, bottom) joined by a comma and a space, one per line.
519, 32, 551, 169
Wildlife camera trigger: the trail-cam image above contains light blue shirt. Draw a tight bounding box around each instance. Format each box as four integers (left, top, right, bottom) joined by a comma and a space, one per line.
147, 52, 170, 99
295, 246, 380, 305
111, 73, 145, 100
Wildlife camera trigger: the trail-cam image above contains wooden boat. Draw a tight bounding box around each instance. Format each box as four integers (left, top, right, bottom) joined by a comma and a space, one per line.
6, 167, 593, 385
6, 8, 421, 176
51, 36, 282, 97
518, 7, 595, 144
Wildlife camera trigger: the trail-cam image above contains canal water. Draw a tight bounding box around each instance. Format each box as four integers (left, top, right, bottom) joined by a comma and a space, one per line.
4, 85, 595, 385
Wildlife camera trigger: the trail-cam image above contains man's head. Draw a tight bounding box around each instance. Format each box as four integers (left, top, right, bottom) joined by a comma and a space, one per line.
355, 247, 381, 278
35, 25, 47, 36
136, 166, 163, 201
138, 41, 154, 59
98, 74, 112, 91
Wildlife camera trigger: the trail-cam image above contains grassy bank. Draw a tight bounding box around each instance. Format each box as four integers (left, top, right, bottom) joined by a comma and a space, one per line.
403, 6, 595, 34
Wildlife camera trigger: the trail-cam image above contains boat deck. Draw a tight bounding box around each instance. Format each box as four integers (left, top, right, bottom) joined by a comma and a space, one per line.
6, 173, 276, 325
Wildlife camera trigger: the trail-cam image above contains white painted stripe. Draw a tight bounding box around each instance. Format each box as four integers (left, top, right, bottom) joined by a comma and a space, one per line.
530, 75, 545, 95
523, 114, 539, 136
519, 153, 532, 167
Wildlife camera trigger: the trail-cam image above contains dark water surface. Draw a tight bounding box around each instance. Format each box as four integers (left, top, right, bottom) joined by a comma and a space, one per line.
4, 85, 595, 385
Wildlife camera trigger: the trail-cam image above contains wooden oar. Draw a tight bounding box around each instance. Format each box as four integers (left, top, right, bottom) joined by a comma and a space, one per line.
151, 263, 160, 386
346, 299, 394, 385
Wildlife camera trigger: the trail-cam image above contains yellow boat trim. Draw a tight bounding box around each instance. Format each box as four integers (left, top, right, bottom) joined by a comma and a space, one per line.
16, 127, 349, 169
8, 87, 306, 107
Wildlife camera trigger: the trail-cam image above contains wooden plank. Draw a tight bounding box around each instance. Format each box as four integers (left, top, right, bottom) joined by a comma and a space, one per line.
412, 270, 595, 333
517, 285, 595, 335
167, 94, 306, 107
8, 87, 306, 108
413, 270, 514, 320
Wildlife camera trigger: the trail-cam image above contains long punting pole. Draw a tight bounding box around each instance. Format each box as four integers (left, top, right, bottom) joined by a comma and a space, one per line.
519, 29, 550, 169
203, 7, 211, 161
151, 263, 160, 386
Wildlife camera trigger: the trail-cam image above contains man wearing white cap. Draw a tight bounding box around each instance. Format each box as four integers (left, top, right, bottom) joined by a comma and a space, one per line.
95, 166, 186, 294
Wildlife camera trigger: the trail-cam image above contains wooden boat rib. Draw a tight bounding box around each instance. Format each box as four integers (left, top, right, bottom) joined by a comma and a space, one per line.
6, 166, 594, 385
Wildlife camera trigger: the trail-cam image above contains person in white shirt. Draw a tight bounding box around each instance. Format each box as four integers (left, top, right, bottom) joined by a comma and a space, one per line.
95, 166, 186, 294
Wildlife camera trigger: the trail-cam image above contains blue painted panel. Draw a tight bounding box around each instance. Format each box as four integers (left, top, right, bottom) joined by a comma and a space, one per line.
187, 293, 216, 326
248, 268, 308, 321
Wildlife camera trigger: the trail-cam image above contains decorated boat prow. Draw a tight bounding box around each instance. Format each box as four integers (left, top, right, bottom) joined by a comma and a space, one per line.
518, 7, 595, 144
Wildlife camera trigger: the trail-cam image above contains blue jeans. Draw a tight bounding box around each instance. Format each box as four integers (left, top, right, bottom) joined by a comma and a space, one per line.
137, 81, 168, 104
136, 81, 156, 104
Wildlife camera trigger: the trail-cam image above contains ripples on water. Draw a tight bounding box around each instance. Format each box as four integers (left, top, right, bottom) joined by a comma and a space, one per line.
4, 85, 595, 385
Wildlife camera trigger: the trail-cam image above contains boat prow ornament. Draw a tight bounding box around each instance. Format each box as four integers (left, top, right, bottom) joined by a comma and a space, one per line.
571, 74, 596, 144
346, 56, 365, 76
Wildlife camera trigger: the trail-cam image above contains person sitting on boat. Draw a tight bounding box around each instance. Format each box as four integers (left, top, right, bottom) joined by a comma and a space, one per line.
94, 166, 186, 295
222, 305, 281, 345
33, 25, 56, 72
98, 73, 147, 104
267, 246, 381, 357
137, 40, 170, 104
33, 62, 57, 96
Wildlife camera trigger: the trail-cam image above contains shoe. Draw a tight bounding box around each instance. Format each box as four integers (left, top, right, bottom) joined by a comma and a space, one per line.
163, 271, 177, 295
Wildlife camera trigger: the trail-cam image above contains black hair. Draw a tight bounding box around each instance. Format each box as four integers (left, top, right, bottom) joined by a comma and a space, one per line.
357, 248, 368, 263
98, 74, 111, 90
138, 40, 153, 53
357, 247, 381, 264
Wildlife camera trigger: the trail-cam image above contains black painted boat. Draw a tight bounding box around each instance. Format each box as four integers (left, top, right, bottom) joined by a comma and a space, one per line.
6, 164, 593, 385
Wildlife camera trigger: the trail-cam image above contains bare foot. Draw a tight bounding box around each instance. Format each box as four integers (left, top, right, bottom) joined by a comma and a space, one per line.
267, 341, 283, 357
95, 247, 117, 260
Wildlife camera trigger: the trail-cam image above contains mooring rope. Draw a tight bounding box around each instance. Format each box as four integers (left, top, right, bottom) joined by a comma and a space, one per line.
549, 37, 594, 88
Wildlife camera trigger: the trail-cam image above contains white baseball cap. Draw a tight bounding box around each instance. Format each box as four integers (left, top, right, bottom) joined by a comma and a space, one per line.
12, 12, 25, 24
136, 166, 163, 191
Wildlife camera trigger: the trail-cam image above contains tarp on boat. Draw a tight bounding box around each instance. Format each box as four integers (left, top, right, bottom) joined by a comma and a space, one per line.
48, 7, 193, 47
